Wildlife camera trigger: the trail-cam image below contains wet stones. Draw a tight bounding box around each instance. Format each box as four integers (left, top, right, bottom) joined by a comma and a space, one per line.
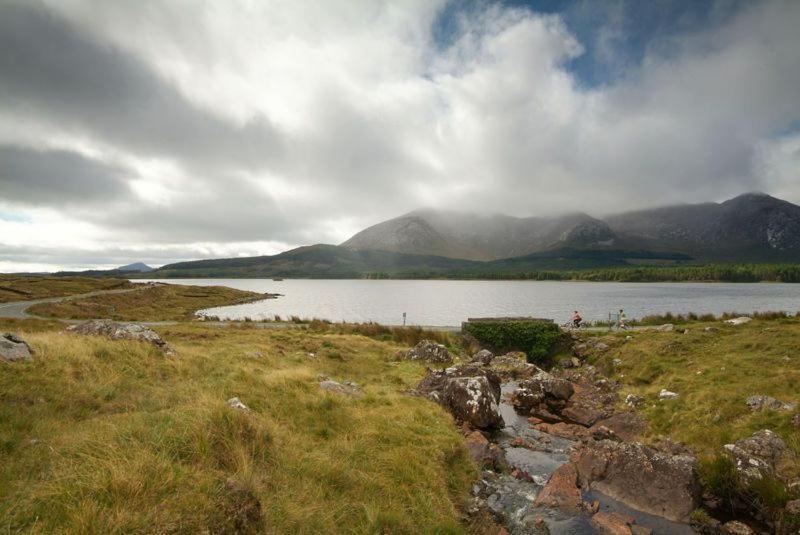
534, 463, 581, 510
0, 332, 34, 362
573, 439, 701, 522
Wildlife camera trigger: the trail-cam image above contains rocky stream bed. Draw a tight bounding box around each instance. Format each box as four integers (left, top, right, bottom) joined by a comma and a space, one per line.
404, 339, 795, 535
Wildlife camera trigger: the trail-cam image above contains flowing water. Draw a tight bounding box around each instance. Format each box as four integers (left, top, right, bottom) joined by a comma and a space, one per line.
138, 278, 800, 326
489, 383, 695, 534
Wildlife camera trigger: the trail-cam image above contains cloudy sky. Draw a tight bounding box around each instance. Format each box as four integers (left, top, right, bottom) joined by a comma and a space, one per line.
1, 0, 799, 272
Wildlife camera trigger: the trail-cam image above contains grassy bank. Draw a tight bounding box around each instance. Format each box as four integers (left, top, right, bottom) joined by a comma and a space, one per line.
0, 318, 474, 533
27, 284, 270, 321
585, 318, 799, 475
0, 276, 133, 303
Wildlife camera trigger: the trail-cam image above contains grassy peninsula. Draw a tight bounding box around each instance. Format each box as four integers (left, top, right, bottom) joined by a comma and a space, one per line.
0, 276, 133, 303
27, 283, 271, 322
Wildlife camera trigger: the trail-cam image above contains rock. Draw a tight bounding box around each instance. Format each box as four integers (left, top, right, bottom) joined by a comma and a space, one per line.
657, 324, 674, 332
486, 353, 540, 379
67, 319, 174, 353
786, 498, 800, 515
404, 340, 453, 363
723, 429, 786, 483
725, 317, 752, 326
574, 440, 701, 522
465, 430, 507, 471
444, 376, 503, 429
533, 421, 591, 440
0, 333, 34, 362
319, 379, 363, 397
559, 357, 577, 368
793, 414, 800, 428
534, 463, 581, 509
590, 412, 647, 442
221, 479, 263, 533
416, 364, 503, 429
659, 389, 679, 400
510, 370, 574, 419
625, 394, 645, 408
745, 395, 796, 412
612, 358, 622, 367
227, 397, 250, 411
720, 520, 754, 535
561, 405, 606, 427
591, 511, 647, 535
651, 437, 694, 456
471, 349, 494, 365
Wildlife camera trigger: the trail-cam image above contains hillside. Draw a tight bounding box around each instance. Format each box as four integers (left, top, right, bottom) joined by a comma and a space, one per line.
344, 193, 800, 263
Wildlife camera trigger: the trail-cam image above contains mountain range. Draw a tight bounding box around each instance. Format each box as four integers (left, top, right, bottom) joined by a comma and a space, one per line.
144, 193, 800, 279
343, 193, 800, 262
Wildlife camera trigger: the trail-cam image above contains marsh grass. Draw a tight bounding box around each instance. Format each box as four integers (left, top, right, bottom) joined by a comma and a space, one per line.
0, 319, 474, 533
0, 276, 133, 303
27, 284, 267, 322
587, 318, 800, 478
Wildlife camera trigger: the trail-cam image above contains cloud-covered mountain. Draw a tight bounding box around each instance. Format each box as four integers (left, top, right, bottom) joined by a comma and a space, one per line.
343, 193, 800, 262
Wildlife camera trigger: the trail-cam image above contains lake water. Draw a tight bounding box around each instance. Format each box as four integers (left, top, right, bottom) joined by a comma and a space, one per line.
138, 279, 800, 326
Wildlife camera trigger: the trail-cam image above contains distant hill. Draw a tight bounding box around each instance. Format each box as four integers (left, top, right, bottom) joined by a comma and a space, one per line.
117, 262, 154, 273
153, 244, 480, 278
343, 193, 800, 263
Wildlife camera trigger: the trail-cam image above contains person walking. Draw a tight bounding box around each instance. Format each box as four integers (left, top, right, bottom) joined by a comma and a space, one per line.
618, 309, 627, 330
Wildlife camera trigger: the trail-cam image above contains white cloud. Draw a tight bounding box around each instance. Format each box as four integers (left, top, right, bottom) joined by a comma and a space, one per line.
1, 0, 799, 270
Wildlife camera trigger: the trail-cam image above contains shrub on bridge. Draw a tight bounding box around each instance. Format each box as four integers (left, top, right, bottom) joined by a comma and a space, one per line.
462, 319, 566, 364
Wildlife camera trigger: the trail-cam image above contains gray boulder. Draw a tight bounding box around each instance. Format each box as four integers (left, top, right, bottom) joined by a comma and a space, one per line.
404, 340, 453, 363
67, 320, 174, 354
723, 429, 786, 483
725, 317, 752, 326
0, 333, 34, 362
416, 364, 502, 429
471, 349, 494, 365
657, 323, 674, 332
574, 439, 701, 522
745, 395, 796, 412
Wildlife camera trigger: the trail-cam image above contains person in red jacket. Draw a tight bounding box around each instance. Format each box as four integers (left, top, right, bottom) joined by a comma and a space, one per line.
571, 310, 583, 328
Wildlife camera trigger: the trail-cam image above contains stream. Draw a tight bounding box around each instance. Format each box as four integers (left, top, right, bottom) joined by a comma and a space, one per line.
478, 383, 696, 534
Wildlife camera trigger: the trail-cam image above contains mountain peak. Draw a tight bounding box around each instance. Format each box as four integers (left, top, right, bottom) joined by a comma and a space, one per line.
117, 262, 154, 272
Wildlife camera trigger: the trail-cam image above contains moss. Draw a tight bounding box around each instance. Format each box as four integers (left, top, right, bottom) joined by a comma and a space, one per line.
462, 319, 566, 363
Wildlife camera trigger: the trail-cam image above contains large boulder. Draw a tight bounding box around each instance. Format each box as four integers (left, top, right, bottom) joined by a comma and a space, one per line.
510, 370, 574, 416
416, 364, 503, 429
723, 429, 786, 484
485, 352, 540, 379
574, 440, 701, 522
0, 333, 34, 362
403, 340, 453, 363
471, 349, 494, 365
67, 319, 174, 354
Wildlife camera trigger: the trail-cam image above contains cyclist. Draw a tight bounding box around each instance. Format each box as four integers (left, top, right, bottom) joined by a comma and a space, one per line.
571, 310, 583, 328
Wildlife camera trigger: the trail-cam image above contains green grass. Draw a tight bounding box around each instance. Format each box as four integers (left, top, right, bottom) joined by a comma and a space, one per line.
0, 319, 474, 533
0, 276, 133, 303
27, 284, 268, 321
586, 318, 800, 476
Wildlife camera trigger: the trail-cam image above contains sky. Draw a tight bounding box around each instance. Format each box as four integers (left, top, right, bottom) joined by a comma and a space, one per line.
1, 0, 799, 272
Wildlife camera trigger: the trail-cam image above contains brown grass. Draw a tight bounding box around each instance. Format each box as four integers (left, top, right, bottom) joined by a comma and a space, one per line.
27, 284, 269, 321
0, 276, 133, 303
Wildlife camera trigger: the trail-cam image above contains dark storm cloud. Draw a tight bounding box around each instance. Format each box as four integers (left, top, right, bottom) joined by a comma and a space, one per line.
0, 2, 282, 170
0, 145, 128, 206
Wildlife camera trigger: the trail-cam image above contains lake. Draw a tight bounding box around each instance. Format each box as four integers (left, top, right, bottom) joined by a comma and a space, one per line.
137, 279, 800, 326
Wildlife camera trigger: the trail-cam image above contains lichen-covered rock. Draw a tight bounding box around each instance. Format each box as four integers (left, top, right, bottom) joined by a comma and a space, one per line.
404, 340, 453, 363
574, 439, 701, 522
721, 520, 754, 535
745, 395, 796, 412
0, 333, 33, 362
723, 429, 786, 483
227, 397, 250, 411
443, 376, 503, 429
67, 320, 174, 354
416, 364, 502, 429
471, 349, 494, 365
725, 317, 752, 326
485, 352, 539, 380
319, 379, 363, 397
